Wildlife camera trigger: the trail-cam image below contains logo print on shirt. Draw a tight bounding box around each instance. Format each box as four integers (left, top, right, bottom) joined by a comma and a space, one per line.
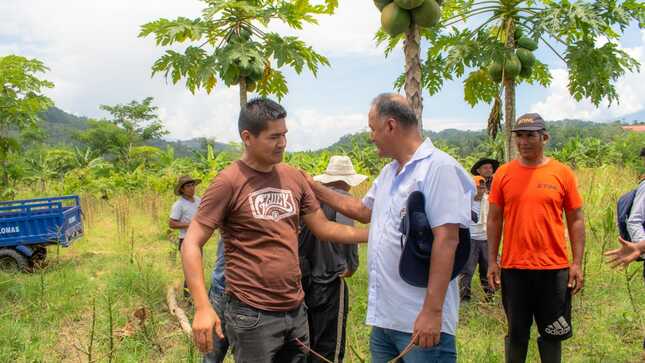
537, 183, 558, 191
248, 187, 296, 221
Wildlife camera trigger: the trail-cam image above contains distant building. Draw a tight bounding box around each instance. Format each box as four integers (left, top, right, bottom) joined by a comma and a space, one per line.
622, 125, 645, 132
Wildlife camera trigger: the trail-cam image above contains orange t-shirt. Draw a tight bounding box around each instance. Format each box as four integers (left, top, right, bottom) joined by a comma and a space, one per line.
488, 159, 583, 269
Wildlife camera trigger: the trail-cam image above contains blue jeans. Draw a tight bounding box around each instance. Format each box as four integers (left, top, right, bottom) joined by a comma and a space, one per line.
370, 327, 457, 363
203, 287, 229, 363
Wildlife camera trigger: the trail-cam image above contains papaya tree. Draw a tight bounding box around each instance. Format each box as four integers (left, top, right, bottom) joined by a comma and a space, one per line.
373, 0, 444, 129
424, 0, 642, 160
139, 0, 337, 108
0, 55, 53, 192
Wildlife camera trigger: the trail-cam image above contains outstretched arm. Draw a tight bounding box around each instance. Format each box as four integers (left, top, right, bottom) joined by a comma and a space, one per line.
605, 237, 645, 268
302, 209, 369, 244
308, 179, 372, 224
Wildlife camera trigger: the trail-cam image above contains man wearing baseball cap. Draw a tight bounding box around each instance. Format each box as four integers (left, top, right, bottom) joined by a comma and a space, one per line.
299, 155, 367, 363
487, 113, 586, 362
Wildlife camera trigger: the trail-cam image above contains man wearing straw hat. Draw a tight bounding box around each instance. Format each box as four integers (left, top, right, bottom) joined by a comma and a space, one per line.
299, 155, 367, 363
170, 175, 202, 252
169, 175, 202, 296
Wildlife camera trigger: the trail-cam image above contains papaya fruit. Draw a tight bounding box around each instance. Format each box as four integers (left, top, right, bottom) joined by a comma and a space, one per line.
240, 58, 261, 77
514, 28, 523, 41
248, 62, 264, 83
516, 48, 535, 68
412, 0, 441, 27
374, 0, 393, 11
517, 37, 538, 51
519, 64, 533, 78
222, 65, 241, 86
381, 3, 411, 36
488, 62, 503, 83
246, 80, 256, 92
503, 53, 522, 79
394, 0, 424, 9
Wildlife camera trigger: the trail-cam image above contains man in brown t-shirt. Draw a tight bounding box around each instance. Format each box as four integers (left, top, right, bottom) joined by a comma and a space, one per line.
181, 98, 368, 363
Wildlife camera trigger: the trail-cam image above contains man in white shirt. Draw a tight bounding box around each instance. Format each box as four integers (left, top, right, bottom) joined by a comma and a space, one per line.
169, 175, 202, 296
459, 158, 498, 302
308, 93, 474, 362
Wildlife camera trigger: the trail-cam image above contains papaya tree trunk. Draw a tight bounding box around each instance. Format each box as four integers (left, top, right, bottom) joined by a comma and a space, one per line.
404, 26, 423, 131
503, 20, 517, 162
503, 80, 516, 162
239, 78, 248, 108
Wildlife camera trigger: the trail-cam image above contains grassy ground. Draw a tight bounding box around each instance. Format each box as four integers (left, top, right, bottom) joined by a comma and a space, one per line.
1, 166, 644, 362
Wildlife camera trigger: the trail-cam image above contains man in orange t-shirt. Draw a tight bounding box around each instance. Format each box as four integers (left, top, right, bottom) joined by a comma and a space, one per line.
487, 113, 586, 363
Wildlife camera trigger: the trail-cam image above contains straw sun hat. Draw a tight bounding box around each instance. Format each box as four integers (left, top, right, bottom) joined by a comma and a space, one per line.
313, 156, 368, 187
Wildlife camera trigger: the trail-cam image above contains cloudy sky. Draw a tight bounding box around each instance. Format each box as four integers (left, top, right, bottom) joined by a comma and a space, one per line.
1, 0, 643, 150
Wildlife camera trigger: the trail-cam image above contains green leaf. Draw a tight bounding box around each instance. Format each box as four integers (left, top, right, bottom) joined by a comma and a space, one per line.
566, 39, 639, 105
463, 69, 499, 106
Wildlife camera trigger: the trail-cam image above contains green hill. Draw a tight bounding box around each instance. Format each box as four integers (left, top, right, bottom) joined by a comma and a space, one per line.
327, 120, 629, 155
38, 107, 230, 157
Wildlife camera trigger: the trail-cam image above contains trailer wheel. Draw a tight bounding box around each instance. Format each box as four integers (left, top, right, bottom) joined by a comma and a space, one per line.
0, 249, 29, 272
30, 247, 48, 268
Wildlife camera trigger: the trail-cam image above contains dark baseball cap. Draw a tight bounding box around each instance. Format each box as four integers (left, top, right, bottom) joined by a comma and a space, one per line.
512, 113, 546, 132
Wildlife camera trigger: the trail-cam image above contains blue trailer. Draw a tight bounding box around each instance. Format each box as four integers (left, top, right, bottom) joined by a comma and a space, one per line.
0, 195, 83, 271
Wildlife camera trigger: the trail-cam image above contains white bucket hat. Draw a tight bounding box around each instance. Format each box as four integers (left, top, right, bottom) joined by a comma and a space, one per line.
313, 156, 368, 187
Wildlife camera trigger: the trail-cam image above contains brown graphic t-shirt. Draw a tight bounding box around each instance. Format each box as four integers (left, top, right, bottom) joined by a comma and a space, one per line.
195, 160, 320, 311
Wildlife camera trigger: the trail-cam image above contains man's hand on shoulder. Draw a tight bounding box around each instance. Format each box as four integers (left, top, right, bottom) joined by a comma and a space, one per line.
299, 169, 322, 195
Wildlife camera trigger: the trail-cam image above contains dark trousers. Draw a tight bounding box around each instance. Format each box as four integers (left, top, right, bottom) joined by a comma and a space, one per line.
304, 277, 349, 363
501, 269, 572, 342
224, 294, 309, 363
459, 239, 494, 300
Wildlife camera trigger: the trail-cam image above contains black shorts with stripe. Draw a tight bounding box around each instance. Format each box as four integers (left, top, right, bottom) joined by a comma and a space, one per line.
501, 268, 572, 341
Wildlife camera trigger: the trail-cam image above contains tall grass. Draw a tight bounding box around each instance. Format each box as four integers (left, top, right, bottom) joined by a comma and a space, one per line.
0, 166, 643, 362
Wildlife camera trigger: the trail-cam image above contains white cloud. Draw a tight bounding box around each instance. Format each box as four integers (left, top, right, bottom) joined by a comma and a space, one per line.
286, 109, 367, 151
270, 2, 385, 56
0, 0, 386, 150
530, 30, 645, 121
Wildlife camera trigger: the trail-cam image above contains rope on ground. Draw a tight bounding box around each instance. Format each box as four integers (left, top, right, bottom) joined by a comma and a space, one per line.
166, 283, 192, 336
295, 337, 334, 363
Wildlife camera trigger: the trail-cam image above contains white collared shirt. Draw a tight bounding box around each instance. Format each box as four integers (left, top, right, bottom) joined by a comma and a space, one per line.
362, 138, 475, 335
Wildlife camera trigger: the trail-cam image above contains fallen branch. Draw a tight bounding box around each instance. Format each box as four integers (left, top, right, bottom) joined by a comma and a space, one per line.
166, 283, 192, 336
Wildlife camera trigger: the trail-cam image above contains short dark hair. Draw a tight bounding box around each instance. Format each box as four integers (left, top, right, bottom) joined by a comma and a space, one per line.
640, 147, 645, 157
371, 93, 418, 128
238, 98, 287, 136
